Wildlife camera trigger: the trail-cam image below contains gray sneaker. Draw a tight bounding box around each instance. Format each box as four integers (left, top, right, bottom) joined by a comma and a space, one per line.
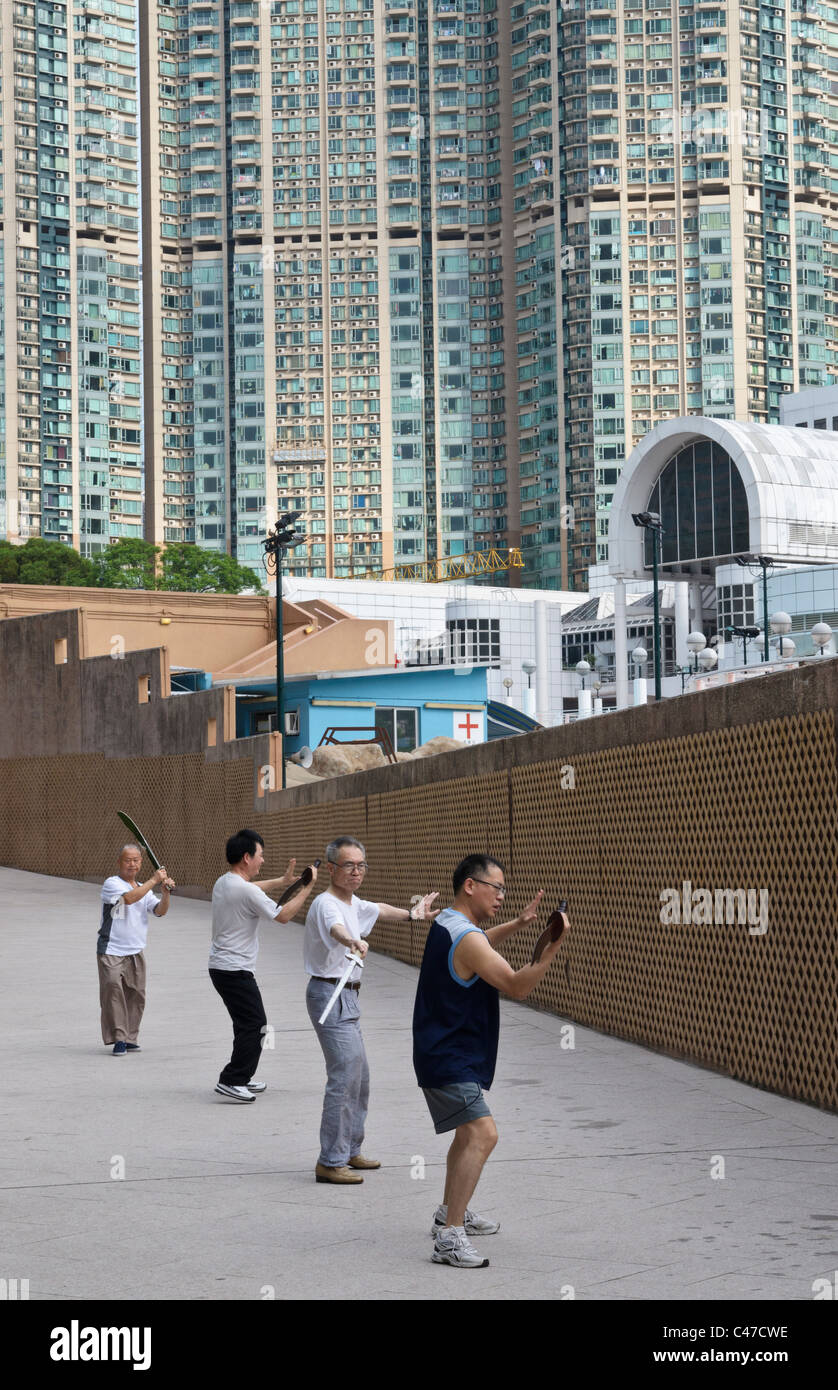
430, 1204, 500, 1237
431, 1226, 490, 1268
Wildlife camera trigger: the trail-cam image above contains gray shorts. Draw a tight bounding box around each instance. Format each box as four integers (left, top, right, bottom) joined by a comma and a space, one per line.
422, 1082, 492, 1135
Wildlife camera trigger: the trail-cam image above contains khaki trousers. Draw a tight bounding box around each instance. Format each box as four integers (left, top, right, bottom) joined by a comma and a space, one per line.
98, 952, 146, 1045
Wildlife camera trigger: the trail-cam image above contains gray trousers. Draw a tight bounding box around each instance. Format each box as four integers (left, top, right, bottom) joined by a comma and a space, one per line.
306, 978, 369, 1168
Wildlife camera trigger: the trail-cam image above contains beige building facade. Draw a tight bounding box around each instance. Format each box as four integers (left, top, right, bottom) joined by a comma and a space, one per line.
0, 582, 393, 678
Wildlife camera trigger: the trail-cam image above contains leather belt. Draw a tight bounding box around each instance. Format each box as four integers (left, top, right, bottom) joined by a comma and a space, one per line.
311, 975, 361, 991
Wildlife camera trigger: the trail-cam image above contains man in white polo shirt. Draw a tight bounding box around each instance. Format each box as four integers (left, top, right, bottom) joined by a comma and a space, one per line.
304, 834, 438, 1183
210, 827, 318, 1103
98, 843, 174, 1056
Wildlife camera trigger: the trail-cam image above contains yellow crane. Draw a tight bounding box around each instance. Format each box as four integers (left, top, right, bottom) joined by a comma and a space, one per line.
354, 547, 525, 584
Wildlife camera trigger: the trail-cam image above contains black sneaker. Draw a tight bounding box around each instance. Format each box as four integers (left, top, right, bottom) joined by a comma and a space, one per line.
126, 1043, 141, 1053
112, 1042, 127, 1056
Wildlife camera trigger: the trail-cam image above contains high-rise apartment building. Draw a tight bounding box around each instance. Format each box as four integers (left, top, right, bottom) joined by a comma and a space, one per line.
554, 0, 838, 586
0, 0, 141, 555
140, 0, 524, 579
5, 2, 838, 593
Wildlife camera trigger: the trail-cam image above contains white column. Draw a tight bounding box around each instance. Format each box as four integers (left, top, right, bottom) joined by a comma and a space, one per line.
523, 687, 536, 719
534, 600, 551, 724
614, 579, 629, 710
577, 688, 593, 719
593, 695, 603, 715
675, 581, 690, 668
689, 581, 703, 630
633, 675, 648, 706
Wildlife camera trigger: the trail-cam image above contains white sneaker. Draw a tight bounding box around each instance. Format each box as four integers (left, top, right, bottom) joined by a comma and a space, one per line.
432, 1225, 489, 1268
215, 1082, 255, 1103
246, 1081, 267, 1093
430, 1204, 500, 1237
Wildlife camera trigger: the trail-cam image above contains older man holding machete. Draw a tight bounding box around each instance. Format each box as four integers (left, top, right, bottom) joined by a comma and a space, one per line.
98, 843, 174, 1056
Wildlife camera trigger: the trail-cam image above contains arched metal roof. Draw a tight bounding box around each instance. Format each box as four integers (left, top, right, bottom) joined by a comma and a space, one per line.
608, 416, 838, 577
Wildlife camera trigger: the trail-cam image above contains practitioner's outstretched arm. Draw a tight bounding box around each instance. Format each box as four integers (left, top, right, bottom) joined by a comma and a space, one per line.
483, 889, 544, 947
453, 915, 568, 1001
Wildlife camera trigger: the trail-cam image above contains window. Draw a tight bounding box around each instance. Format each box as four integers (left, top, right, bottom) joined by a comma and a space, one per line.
645, 440, 749, 564
375, 706, 418, 753
445, 617, 501, 668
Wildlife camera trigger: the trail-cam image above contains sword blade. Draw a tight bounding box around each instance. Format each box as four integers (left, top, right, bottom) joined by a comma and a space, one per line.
116, 811, 162, 872
317, 951, 364, 1025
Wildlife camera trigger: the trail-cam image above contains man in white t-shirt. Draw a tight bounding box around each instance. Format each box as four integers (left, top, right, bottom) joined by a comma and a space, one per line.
305, 835, 438, 1184
98, 844, 174, 1056
210, 827, 318, 1102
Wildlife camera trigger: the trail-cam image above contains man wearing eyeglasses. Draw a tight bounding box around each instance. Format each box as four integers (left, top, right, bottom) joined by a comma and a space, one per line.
413, 853, 568, 1268
305, 835, 438, 1185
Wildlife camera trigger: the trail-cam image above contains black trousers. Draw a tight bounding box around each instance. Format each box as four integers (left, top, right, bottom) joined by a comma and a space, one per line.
209, 968, 267, 1086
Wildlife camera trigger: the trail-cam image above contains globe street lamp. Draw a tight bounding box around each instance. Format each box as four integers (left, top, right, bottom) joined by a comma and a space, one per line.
677, 632, 718, 691
811, 621, 833, 656
575, 659, 592, 719
769, 610, 792, 648
522, 658, 537, 719
631, 645, 647, 707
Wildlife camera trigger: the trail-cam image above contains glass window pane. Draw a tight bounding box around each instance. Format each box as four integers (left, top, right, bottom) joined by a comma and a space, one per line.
730, 460, 749, 553
694, 440, 713, 557
712, 443, 732, 557
658, 461, 678, 563
677, 448, 696, 560
395, 707, 417, 752
375, 707, 395, 748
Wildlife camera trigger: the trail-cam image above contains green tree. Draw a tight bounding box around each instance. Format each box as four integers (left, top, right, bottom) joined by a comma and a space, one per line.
0, 541, 21, 583
10, 538, 97, 587
92, 538, 160, 590
157, 543, 264, 594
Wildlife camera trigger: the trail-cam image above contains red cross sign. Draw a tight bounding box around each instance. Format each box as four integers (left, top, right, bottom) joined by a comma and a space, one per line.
453, 710, 483, 743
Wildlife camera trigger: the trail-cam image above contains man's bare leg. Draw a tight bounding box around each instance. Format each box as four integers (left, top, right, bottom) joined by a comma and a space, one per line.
442, 1116, 498, 1227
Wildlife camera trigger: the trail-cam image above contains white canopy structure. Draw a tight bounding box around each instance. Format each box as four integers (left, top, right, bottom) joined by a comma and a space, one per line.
608, 416, 838, 580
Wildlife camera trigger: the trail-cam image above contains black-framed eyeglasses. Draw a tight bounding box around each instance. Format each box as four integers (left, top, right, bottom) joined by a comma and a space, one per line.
470, 878, 506, 898
336, 861, 367, 872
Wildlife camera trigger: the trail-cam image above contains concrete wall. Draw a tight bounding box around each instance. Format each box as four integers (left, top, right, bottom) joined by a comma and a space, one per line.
0, 608, 235, 762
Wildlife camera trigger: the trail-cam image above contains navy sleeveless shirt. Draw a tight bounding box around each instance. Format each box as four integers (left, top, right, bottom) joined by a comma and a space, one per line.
412, 908, 500, 1090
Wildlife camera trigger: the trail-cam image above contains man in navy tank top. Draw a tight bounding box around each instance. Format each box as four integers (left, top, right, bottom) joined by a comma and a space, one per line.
412, 853, 568, 1268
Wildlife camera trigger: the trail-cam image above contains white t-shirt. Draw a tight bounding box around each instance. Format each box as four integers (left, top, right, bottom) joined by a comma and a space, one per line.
304, 891, 380, 982
98, 876, 160, 957
209, 872, 280, 972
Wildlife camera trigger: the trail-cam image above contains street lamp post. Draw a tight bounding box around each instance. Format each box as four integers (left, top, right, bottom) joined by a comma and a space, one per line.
263, 510, 305, 789
736, 555, 775, 662
726, 624, 761, 667
522, 658, 536, 719
632, 511, 663, 700
630, 645, 647, 706
575, 659, 592, 719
